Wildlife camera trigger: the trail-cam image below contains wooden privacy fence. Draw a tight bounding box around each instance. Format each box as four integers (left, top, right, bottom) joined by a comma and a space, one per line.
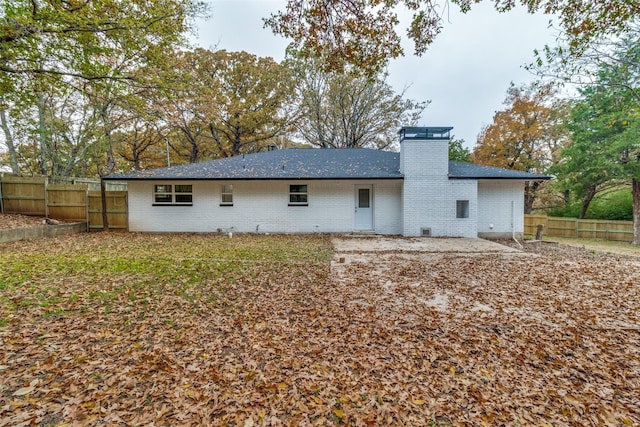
525, 214, 634, 242
88, 191, 128, 231
0, 174, 127, 231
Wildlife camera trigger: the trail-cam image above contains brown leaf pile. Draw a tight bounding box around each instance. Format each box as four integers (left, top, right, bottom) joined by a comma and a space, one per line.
1, 234, 639, 426
0, 213, 50, 230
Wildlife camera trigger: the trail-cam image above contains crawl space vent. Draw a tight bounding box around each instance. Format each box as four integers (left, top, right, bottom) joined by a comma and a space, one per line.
420, 227, 432, 237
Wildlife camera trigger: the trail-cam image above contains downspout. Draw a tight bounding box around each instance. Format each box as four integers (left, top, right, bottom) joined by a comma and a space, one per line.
512, 200, 523, 249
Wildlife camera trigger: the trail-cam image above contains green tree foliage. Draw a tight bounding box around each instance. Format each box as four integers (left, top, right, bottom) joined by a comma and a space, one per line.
265, 0, 639, 73
553, 95, 628, 219
158, 49, 298, 163
292, 57, 426, 149
0, 0, 206, 88
473, 82, 567, 213
201, 50, 298, 157
448, 138, 471, 162
547, 188, 633, 221
0, 0, 206, 176
553, 33, 640, 242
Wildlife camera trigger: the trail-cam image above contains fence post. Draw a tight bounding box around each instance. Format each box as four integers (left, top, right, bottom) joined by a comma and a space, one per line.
44, 176, 49, 219
0, 175, 3, 213
546, 216, 549, 238
125, 191, 129, 232
85, 190, 90, 232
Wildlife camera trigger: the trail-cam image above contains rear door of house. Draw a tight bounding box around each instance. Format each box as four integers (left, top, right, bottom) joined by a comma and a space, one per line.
354, 185, 373, 231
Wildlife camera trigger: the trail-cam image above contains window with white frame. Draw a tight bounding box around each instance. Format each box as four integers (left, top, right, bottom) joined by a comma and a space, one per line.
221, 184, 233, 206
153, 184, 193, 205
456, 200, 469, 218
289, 184, 308, 205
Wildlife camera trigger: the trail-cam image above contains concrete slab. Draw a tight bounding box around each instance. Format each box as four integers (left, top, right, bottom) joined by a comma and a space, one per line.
332, 235, 522, 254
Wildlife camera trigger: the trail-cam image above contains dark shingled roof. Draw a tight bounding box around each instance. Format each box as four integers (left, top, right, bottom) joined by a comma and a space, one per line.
104, 148, 550, 181
449, 161, 550, 180
105, 148, 402, 180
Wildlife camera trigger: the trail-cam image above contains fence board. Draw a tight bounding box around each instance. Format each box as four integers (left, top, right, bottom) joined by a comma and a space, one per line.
525, 214, 634, 243
1, 175, 128, 232
88, 191, 128, 231
47, 184, 88, 222
524, 214, 547, 236
0, 175, 46, 216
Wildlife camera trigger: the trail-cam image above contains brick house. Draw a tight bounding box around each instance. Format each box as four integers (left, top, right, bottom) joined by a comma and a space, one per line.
104, 127, 549, 238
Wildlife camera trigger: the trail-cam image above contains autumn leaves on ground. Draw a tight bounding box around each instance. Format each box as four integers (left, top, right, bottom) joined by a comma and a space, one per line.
1, 234, 639, 426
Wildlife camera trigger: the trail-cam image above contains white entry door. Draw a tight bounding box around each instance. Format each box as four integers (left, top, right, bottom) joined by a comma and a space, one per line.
354, 185, 373, 230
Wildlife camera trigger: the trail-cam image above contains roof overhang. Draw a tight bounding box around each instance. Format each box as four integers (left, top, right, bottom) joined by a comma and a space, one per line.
448, 176, 552, 180
103, 176, 404, 181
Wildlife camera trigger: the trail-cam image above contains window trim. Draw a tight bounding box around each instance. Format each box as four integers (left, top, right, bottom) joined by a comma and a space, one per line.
456, 200, 469, 219
152, 184, 193, 206
288, 184, 308, 206
220, 184, 233, 206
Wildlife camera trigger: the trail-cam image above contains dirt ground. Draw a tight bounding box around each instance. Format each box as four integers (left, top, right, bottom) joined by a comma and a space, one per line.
328, 236, 640, 425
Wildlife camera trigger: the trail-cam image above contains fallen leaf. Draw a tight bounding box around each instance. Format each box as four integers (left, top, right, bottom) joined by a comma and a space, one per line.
13, 386, 35, 396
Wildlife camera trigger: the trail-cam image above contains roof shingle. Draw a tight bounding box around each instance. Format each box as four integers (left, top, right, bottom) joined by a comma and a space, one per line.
104, 148, 550, 181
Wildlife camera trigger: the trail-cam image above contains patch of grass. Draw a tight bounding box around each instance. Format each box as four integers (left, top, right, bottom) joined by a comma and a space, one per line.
543, 236, 640, 256
0, 234, 333, 320
42, 308, 72, 318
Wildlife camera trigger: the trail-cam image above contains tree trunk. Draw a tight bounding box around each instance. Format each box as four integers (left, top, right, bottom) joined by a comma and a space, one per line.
36, 92, 48, 175
579, 183, 598, 219
104, 126, 116, 175
231, 124, 242, 156
523, 181, 540, 214
632, 177, 640, 245
189, 141, 199, 163
0, 107, 19, 174
100, 178, 110, 232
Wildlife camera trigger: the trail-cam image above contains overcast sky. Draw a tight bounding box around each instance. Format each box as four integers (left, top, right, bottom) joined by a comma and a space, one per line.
194, 0, 557, 150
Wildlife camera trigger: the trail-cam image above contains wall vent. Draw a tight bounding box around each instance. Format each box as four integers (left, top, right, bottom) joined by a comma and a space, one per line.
420, 227, 432, 237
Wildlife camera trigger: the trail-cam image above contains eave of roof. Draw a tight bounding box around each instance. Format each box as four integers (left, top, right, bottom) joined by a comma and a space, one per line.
448, 161, 551, 180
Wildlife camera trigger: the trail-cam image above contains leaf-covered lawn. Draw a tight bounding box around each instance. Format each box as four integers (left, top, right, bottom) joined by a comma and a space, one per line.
1, 234, 639, 426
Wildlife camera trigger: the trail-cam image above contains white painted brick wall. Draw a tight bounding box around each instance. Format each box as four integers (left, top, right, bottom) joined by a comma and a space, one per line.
477, 180, 525, 238
128, 180, 402, 234
127, 142, 528, 237
400, 139, 478, 237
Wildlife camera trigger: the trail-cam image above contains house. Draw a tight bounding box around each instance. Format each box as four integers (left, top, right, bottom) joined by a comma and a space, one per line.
104, 127, 549, 238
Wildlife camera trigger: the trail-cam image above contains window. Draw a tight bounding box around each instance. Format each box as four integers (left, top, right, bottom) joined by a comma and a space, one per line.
154, 184, 173, 204
456, 200, 469, 218
174, 185, 193, 204
358, 188, 370, 208
153, 184, 193, 205
289, 184, 308, 205
221, 184, 233, 206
